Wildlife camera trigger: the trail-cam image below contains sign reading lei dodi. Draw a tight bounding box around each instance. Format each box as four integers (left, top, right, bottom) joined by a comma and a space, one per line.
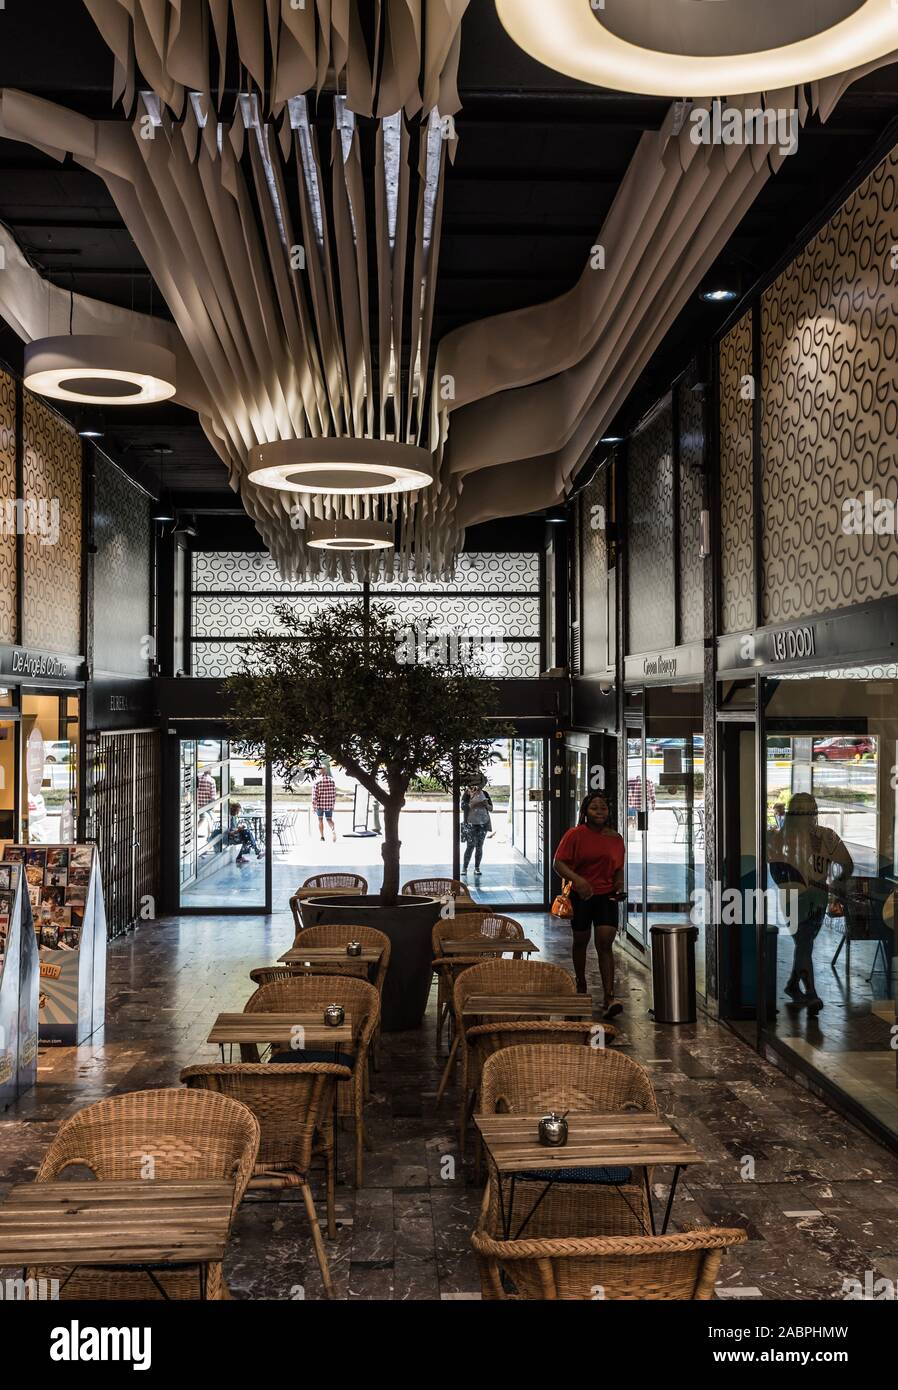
2, 843, 106, 1046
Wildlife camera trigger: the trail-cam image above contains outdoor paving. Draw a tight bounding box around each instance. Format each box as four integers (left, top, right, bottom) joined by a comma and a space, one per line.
2, 905, 898, 1300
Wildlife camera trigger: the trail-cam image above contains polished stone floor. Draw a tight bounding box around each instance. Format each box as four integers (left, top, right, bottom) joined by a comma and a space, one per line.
3, 907, 898, 1300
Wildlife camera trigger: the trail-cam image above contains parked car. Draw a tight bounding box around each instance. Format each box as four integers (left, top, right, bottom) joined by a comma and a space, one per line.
812, 737, 875, 762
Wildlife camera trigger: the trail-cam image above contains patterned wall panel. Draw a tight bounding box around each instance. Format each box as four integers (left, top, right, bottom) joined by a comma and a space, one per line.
371, 552, 540, 593
627, 397, 675, 654
719, 314, 755, 634
22, 392, 82, 654
761, 144, 898, 622
580, 465, 610, 673
192, 550, 541, 677
678, 379, 705, 645
192, 593, 353, 637
193, 550, 362, 593
0, 371, 17, 643
93, 456, 152, 675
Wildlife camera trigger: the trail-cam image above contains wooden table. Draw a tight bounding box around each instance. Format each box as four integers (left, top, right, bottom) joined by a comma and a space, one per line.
441, 938, 538, 957
0, 1180, 234, 1299
207, 1011, 353, 1059
277, 945, 382, 966
462, 993, 594, 1019
475, 1112, 703, 1239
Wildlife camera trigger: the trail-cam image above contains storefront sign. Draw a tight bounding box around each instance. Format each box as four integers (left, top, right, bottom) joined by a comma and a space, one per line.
770, 625, 816, 662
0, 646, 83, 683
717, 599, 898, 675
625, 643, 704, 685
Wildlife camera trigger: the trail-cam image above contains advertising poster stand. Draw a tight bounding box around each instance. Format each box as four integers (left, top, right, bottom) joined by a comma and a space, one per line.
0, 866, 38, 1109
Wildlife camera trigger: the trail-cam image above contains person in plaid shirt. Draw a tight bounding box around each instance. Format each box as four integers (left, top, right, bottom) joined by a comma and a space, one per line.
312, 766, 338, 843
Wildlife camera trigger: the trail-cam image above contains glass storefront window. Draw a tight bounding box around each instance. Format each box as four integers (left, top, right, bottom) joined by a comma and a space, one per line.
763, 670, 898, 1139
21, 692, 79, 844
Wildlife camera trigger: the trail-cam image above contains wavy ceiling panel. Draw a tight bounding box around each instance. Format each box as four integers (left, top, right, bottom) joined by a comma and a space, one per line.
433, 60, 898, 528
0, 85, 459, 578
83, 0, 470, 119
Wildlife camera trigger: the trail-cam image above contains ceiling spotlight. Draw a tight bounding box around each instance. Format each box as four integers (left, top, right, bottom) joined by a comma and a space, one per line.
601, 435, 624, 445
495, 0, 898, 98
76, 407, 105, 439
23, 335, 176, 405
701, 288, 739, 304
544, 505, 567, 525
306, 518, 395, 551
151, 497, 176, 524
248, 437, 434, 496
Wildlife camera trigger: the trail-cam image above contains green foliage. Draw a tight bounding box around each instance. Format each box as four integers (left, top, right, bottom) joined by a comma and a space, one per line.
225, 599, 504, 901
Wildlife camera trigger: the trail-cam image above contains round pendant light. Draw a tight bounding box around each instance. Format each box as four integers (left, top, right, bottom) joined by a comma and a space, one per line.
247, 437, 434, 495
23, 335, 177, 405
495, 0, 898, 99
306, 517, 395, 551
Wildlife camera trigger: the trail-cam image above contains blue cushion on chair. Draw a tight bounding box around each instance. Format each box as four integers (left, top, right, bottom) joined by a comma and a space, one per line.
270, 1048, 355, 1068
511, 1166, 632, 1185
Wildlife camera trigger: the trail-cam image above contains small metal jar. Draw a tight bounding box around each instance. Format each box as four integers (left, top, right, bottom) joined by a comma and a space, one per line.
538, 1112, 569, 1147
346, 941, 363, 957
324, 1003, 345, 1027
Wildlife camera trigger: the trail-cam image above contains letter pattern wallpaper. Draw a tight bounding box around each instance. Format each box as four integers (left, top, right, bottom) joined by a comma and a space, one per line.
626, 396, 675, 655
718, 313, 755, 634
0, 370, 16, 643
580, 464, 610, 674
761, 142, 898, 623
678, 378, 705, 645
93, 455, 152, 675
21, 392, 82, 655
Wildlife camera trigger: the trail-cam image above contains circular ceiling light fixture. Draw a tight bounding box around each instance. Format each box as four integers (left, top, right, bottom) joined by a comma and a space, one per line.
701, 287, 739, 303
494, 0, 898, 99
23, 335, 177, 405
306, 517, 395, 551
247, 437, 434, 495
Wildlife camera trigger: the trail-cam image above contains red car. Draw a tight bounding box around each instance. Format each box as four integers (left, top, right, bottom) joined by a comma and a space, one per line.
812, 737, 875, 762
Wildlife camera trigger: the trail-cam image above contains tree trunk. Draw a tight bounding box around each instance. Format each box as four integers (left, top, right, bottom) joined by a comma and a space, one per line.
380, 796, 403, 905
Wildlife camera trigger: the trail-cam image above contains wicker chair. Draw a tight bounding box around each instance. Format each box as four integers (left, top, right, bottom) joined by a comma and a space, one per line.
289, 874, 367, 934
431, 912, 526, 1051
477, 1044, 654, 1239
471, 1226, 748, 1300
282, 923, 391, 1068
26, 1088, 259, 1301
242, 976, 379, 1186
402, 877, 470, 900
449, 959, 576, 1157
249, 965, 307, 988
181, 1062, 350, 1299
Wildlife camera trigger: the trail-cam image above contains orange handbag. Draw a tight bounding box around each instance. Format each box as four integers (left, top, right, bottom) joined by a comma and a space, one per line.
551, 879, 574, 919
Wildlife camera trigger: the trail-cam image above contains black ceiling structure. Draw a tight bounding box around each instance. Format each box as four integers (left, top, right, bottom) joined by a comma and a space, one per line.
2, 0, 898, 520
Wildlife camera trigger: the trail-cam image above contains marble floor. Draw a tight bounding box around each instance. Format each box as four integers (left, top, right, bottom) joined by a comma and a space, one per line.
3, 906, 898, 1300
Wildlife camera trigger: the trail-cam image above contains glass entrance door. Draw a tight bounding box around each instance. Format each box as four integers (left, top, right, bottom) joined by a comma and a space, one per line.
178, 738, 270, 910
626, 725, 648, 947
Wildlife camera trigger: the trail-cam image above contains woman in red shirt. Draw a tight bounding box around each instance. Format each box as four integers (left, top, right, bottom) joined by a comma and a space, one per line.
553, 793, 626, 1016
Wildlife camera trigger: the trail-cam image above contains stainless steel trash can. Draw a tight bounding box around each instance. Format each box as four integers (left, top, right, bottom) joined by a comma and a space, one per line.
650, 923, 698, 1024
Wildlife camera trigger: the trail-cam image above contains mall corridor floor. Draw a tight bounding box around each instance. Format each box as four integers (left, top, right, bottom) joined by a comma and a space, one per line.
3, 910, 898, 1301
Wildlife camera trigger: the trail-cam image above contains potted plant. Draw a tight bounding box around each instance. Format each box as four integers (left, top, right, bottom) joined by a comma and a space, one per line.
226, 598, 501, 1029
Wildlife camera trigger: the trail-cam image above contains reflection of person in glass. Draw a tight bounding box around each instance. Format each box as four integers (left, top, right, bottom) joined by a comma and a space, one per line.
460, 782, 493, 880
553, 794, 626, 1015
767, 792, 853, 1013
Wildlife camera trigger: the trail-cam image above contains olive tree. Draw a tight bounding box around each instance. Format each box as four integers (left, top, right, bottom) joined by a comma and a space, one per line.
226, 598, 501, 904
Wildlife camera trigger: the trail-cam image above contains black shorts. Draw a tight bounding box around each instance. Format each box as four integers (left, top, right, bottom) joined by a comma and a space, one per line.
570, 891, 619, 934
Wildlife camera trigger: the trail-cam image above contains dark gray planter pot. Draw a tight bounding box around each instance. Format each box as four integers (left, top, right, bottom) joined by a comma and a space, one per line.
298, 894, 441, 1031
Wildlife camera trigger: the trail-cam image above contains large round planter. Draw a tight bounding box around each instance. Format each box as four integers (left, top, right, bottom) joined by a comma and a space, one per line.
299, 894, 441, 1031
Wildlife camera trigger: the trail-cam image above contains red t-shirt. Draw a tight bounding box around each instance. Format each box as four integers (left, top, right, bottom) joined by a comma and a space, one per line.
555, 825, 625, 895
